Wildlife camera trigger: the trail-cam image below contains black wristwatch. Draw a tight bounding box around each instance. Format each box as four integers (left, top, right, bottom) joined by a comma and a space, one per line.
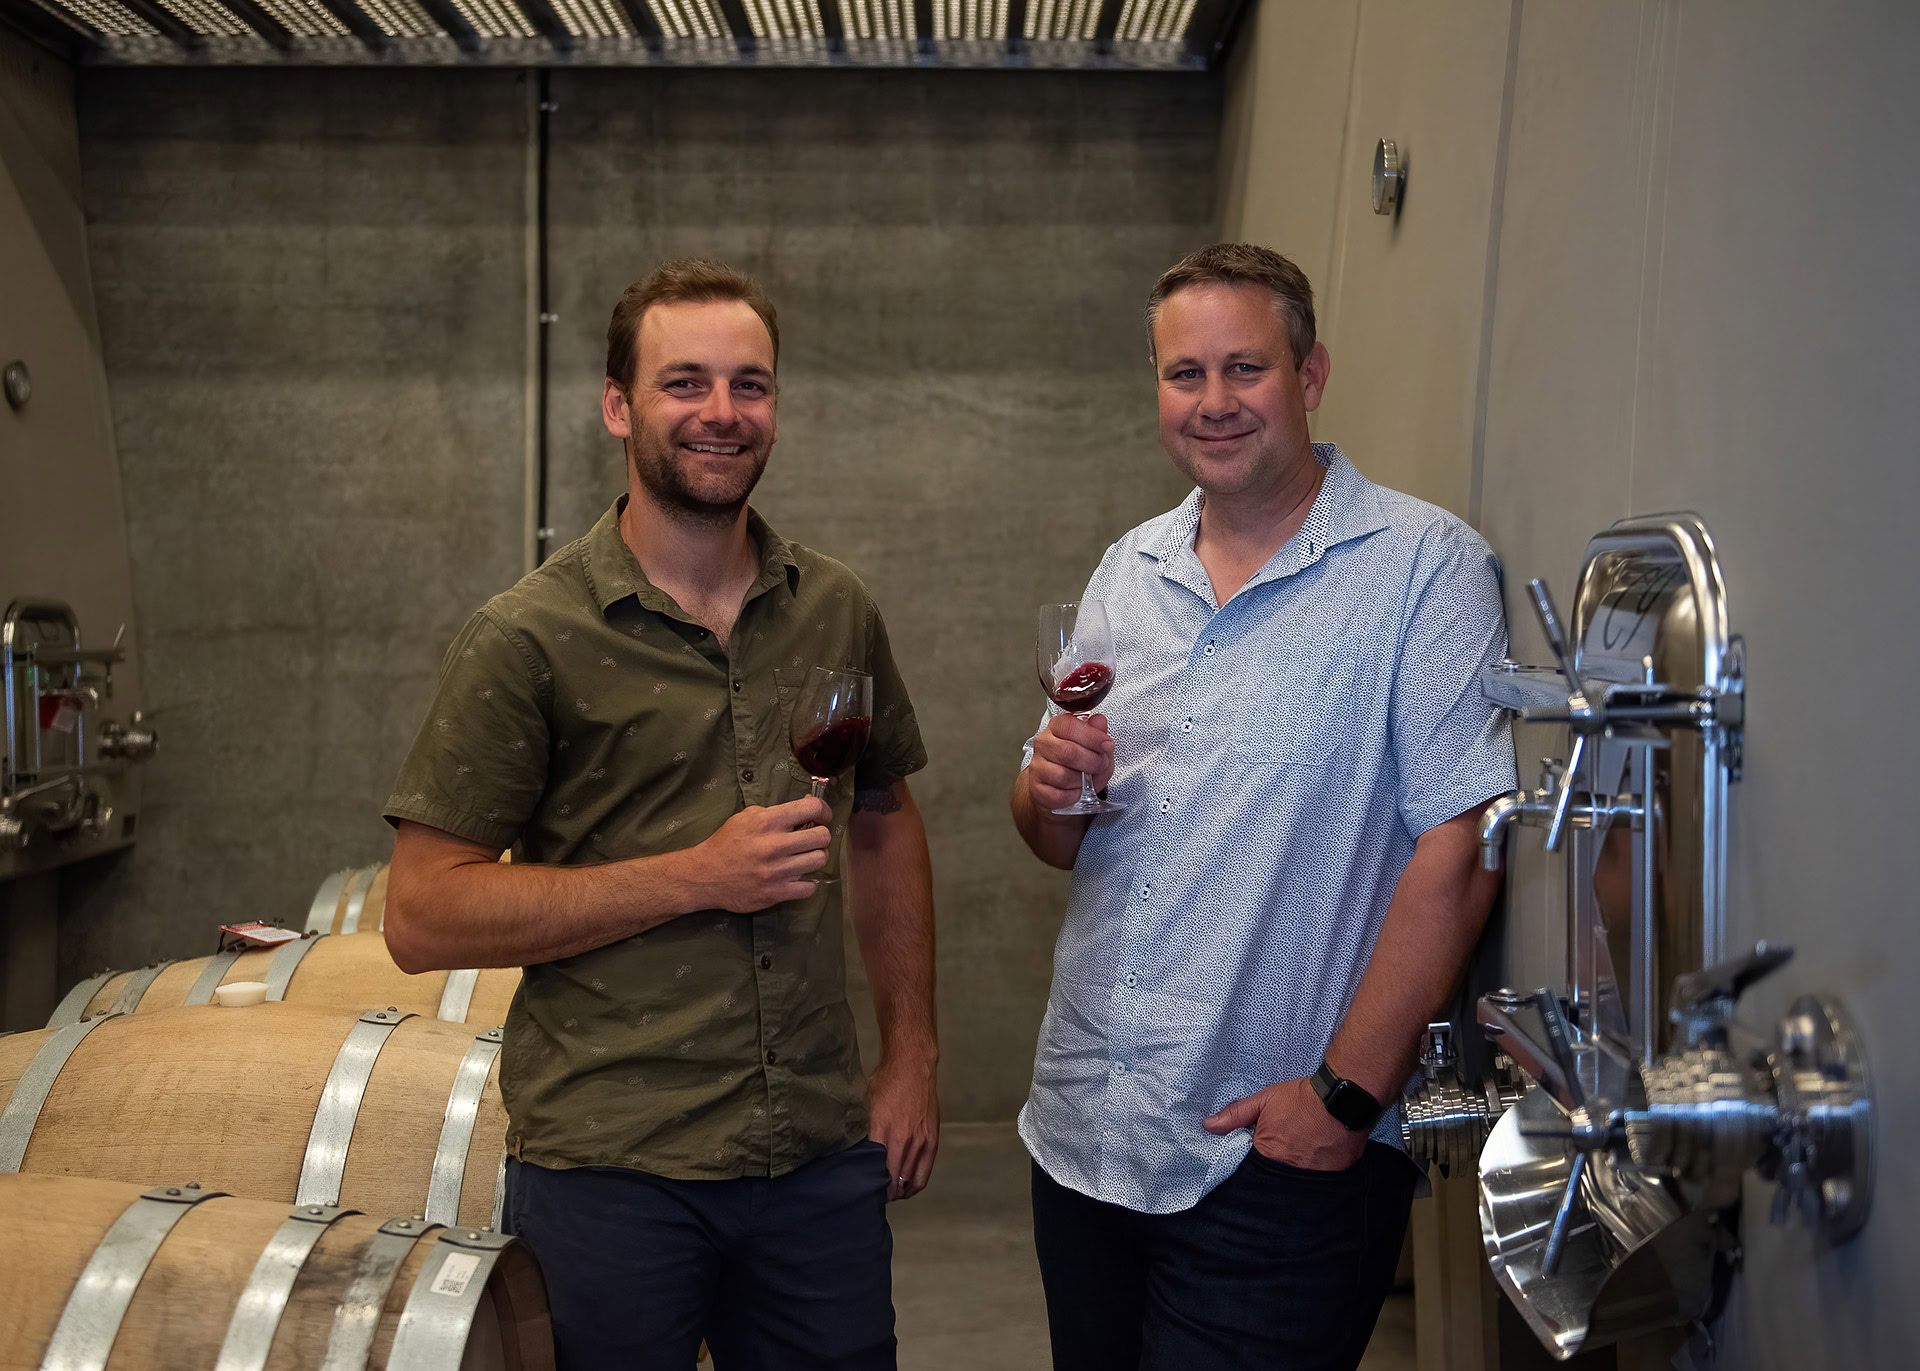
1310, 1060, 1385, 1133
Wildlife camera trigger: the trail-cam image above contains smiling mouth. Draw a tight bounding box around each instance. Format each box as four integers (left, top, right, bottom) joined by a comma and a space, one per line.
684, 442, 746, 455
1192, 431, 1255, 444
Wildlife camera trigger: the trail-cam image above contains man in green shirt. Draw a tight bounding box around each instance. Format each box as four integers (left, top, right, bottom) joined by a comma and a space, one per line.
383, 259, 938, 1371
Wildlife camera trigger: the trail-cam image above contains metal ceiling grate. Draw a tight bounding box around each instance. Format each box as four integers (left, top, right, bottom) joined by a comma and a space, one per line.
7, 0, 1242, 66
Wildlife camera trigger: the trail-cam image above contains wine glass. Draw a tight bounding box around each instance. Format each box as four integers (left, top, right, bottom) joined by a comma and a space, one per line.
789, 665, 873, 885
1036, 601, 1124, 816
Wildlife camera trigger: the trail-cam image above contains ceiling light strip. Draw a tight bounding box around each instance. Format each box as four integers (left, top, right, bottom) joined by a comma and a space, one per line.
738, 0, 766, 35
595, 0, 635, 32
154, 0, 251, 35
552, 0, 626, 36
354, 0, 439, 35
1165, 0, 1193, 41
646, 0, 688, 36
39, 0, 161, 36
689, 0, 726, 36
253, 0, 349, 35
990, 0, 1004, 39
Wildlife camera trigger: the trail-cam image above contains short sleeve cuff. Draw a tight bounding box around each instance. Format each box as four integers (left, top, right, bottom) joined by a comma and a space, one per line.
383, 793, 524, 851
854, 739, 928, 792
1399, 757, 1517, 839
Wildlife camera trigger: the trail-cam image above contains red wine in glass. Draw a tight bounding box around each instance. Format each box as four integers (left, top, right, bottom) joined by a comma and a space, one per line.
795, 717, 872, 779
789, 665, 873, 885
1036, 602, 1124, 816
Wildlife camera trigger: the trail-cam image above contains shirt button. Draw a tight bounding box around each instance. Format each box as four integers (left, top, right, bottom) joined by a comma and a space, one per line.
1112, 1061, 1127, 1074
732, 681, 743, 692
765, 1048, 777, 1064
1160, 800, 1171, 813
1181, 719, 1193, 732
742, 769, 755, 782
760, 954, 772, 970
1124, 972, 1137, 988
1203, 643, 1216, 656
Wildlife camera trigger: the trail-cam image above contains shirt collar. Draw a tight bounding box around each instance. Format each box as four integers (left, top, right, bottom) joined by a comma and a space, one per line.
584, 495, 801, 618
1143, 443, 1387, 584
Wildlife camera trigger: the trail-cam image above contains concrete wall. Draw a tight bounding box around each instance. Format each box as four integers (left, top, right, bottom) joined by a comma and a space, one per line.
66, 67, 1217, 1120
1225, 1, 1920, 1365
65, 68, 534, 983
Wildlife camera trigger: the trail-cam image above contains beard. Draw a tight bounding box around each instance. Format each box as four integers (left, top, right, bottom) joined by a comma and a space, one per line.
627, 424, 771, 527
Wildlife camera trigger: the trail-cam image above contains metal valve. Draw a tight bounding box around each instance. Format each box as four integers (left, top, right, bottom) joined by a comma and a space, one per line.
98, 711, 159, 762
1626, 946, 1873, 1240
1401, 1020, 1523, 1179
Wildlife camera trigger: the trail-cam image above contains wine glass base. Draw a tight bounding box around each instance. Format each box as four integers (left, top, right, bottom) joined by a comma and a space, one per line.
1051, 799, 1125, 816
811, 874, 840, 887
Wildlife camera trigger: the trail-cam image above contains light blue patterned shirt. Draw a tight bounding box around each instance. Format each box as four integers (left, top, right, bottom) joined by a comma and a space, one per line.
1018, 445, 1517, 1215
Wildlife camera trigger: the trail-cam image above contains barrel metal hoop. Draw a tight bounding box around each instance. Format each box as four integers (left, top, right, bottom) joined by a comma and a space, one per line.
425, 1028, 503, 1225
318, 1217, 434, 1371
213, 1203, 360, 1371
387, 1229, 517, 1371
183, 949, 246, 1006
46, 972, 114, 1028
337, 866, 378, 935
263, 934, 324, 1002
435, 968, 482, 1024
295, 1008, 416, 1208
0, 1014, 120, 1172
306, 869, 352, 934
41, 1184, 228, 1371
109, 962, 172, 1016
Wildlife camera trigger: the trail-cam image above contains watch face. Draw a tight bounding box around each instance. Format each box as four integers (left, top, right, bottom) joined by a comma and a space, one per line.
1325, 1080, 1382, 1132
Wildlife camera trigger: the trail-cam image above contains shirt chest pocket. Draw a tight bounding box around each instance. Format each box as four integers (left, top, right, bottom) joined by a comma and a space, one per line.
1230, 648, 1371, 767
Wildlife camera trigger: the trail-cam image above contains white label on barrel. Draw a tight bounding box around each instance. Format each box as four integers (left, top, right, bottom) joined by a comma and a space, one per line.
432, 1252, 483, 1298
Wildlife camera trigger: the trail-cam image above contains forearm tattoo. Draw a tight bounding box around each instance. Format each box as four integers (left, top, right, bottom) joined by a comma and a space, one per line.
853, 787, 902, 814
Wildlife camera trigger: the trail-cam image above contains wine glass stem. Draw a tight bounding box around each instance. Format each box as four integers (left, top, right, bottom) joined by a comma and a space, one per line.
1073, 710, 1100, 806
810, 778, 829, 802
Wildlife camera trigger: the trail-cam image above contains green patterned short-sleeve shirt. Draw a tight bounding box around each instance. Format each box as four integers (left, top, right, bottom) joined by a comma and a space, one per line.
385, 497, 926, 1179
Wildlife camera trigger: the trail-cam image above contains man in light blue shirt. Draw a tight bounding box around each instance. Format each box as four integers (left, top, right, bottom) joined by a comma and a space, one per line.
1010, 243, 1515, 1371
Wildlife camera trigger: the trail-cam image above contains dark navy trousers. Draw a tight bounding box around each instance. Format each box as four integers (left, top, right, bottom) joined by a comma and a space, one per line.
505, 1140, 896, 1371
1031, 1141, 1417, 1371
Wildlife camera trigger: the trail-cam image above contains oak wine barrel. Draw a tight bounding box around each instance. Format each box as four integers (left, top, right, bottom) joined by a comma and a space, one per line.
306, 852, 510, 936
0, 1171, 552, 1371
0, 1003, 508, 1230
50, 932, 520, 1029
308, 865, 394, 936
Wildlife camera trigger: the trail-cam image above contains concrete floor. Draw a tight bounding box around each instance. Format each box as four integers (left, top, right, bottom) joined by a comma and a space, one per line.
891, 1123, 1415, 1371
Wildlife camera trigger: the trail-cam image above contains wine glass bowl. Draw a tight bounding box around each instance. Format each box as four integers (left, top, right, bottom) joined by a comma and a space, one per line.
788, 666, 873, 885
1036, 602, 1124, 816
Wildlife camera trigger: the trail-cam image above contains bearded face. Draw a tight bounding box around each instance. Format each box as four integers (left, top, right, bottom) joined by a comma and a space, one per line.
608, 298, 779, 527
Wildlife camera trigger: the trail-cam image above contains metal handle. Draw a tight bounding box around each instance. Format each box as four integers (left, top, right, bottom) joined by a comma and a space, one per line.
1540, 1150, 1589, 1277
1527, 579, 1587, 707
1543, 733, 1586, 853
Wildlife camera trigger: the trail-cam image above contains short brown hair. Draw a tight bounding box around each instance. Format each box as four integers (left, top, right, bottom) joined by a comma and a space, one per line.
1145, 243, 1316, 367
606, 258, 780, 388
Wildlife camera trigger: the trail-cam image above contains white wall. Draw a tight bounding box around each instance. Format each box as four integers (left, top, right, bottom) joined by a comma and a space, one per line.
1225, 2, 1920, 1365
